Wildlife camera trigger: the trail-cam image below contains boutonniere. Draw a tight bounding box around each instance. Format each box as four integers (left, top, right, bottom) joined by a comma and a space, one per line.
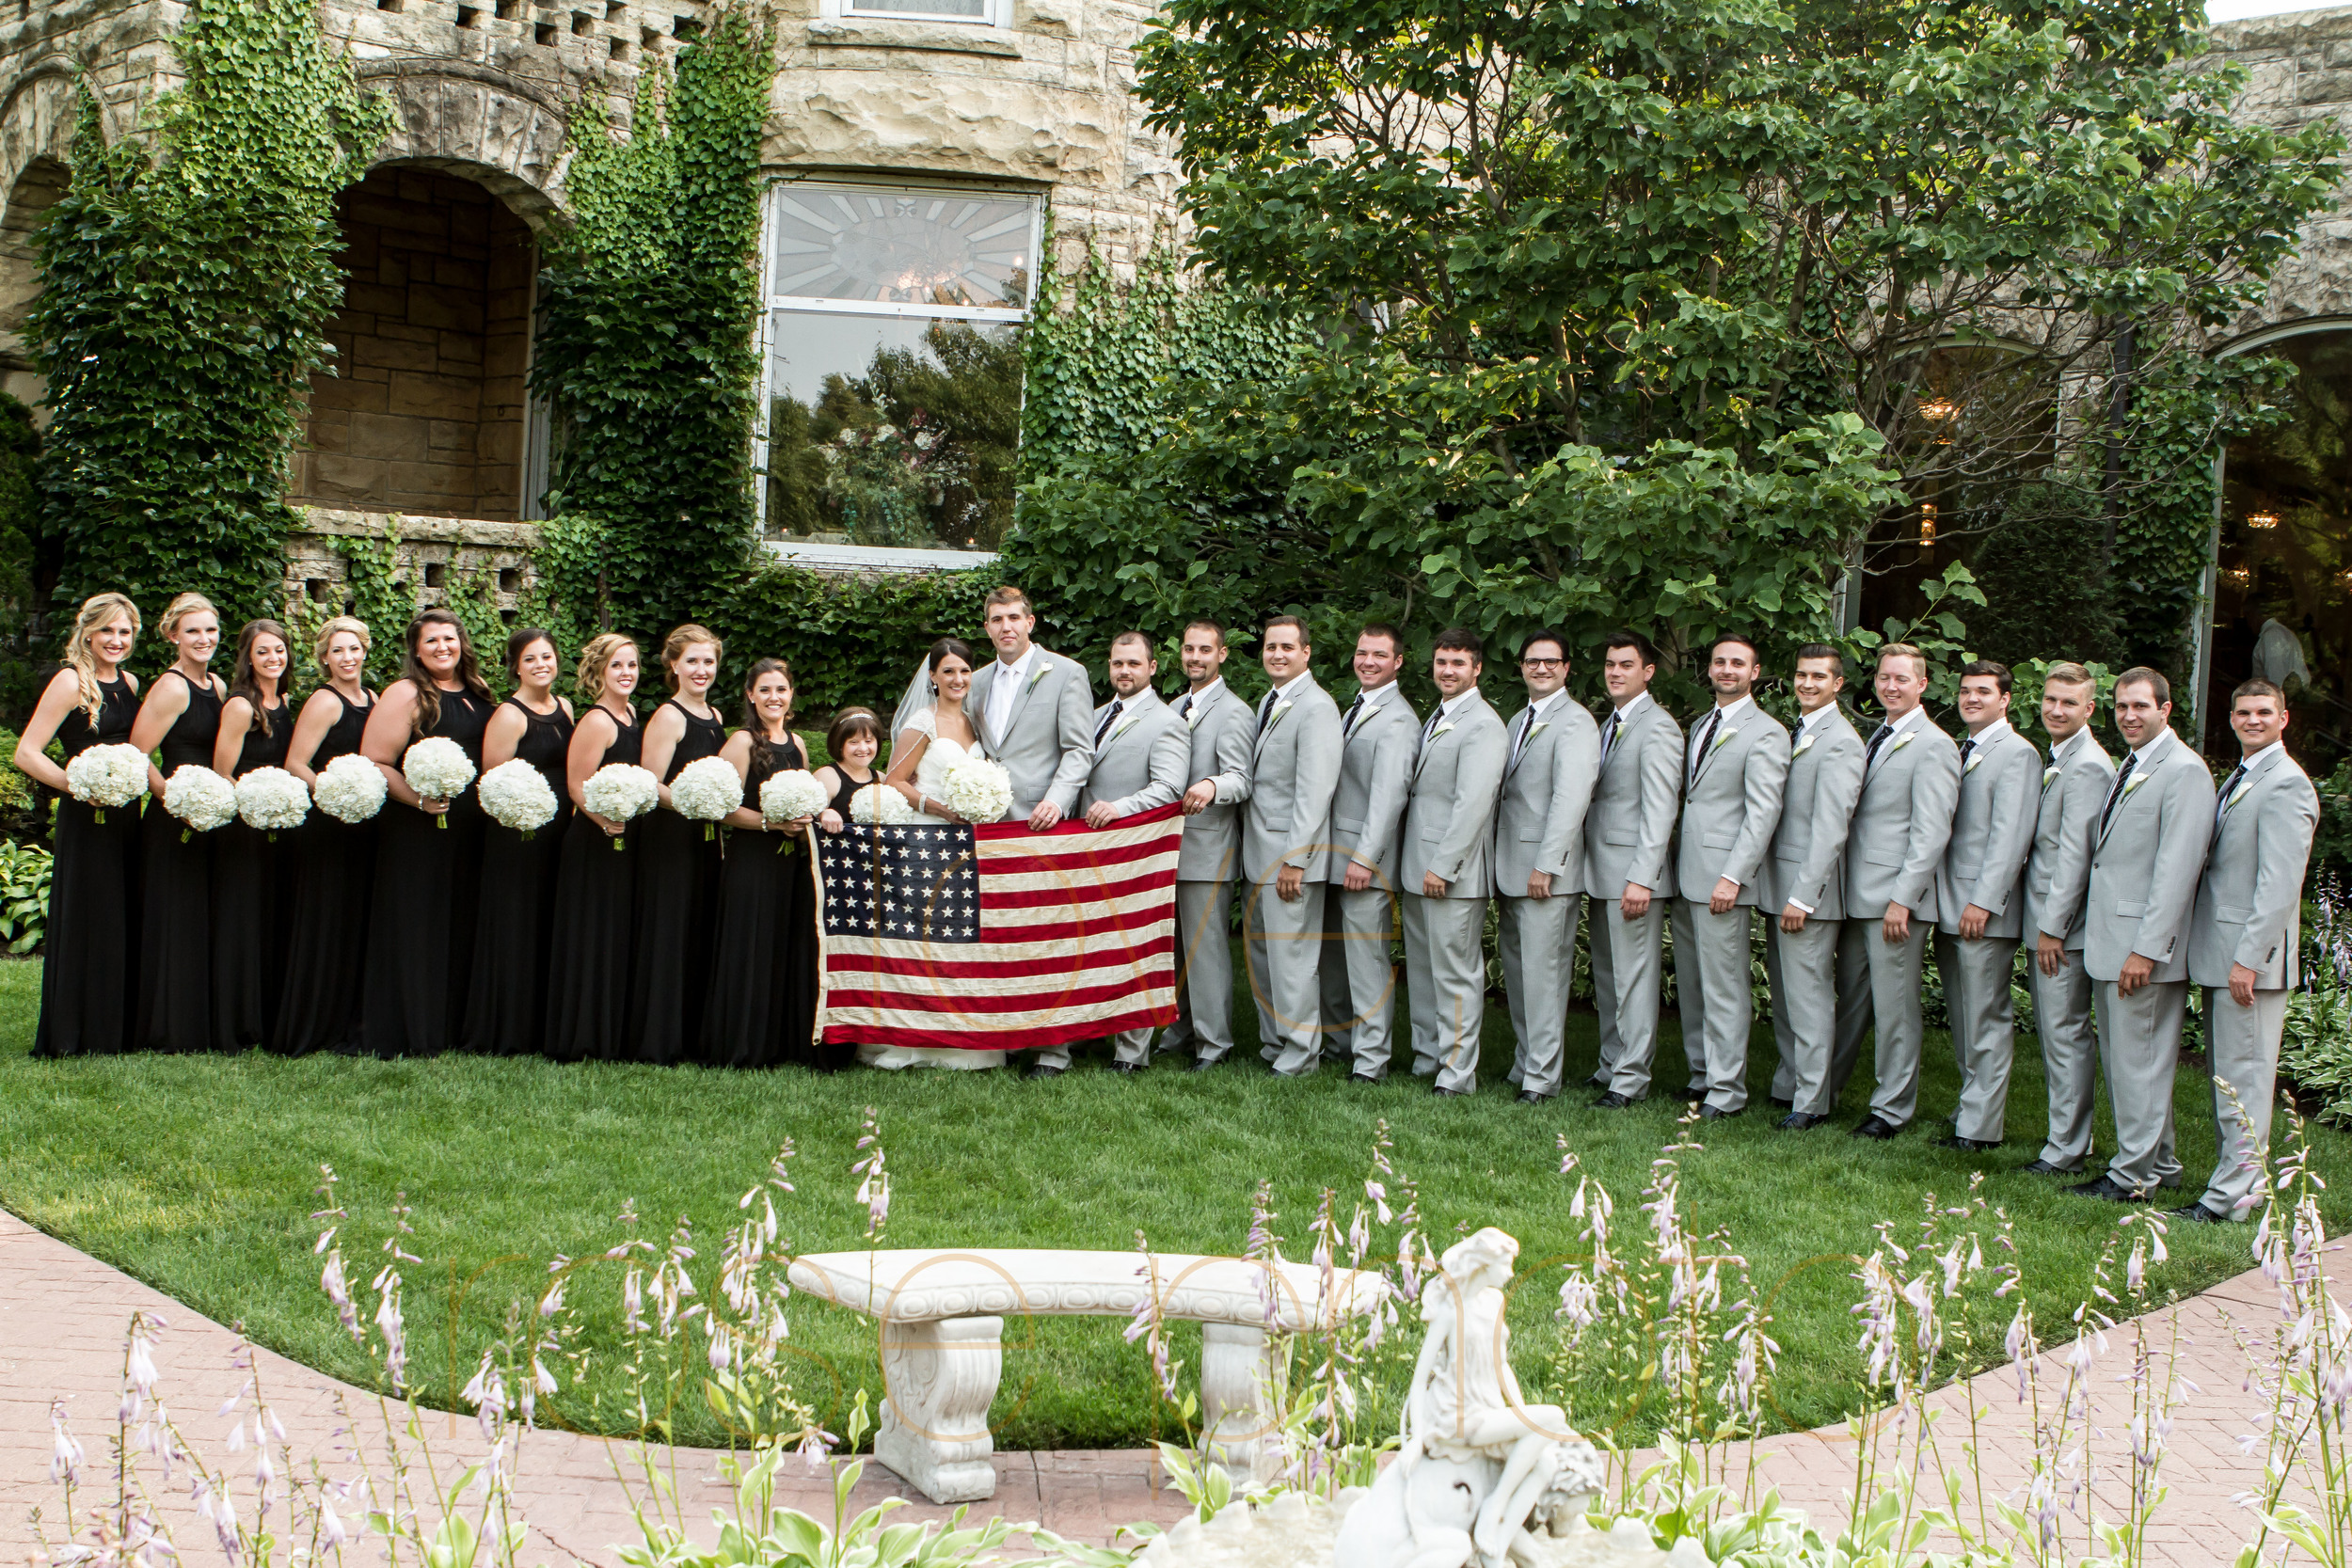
1792, 733, 1817, 758
1710, 727, 1738, 752
1526, 721, 1549, 741
1432, 721, 1456, 740
1105, 715, 1139, 745
1889, 732, 1915, 756
1263, 698, 1295, 734
2226, 781, 2253, 812
1964, 752, 1984, 775
1026, 665, 1049, 693
2122, 772, 2151, 800
2042, 764, 2060, 791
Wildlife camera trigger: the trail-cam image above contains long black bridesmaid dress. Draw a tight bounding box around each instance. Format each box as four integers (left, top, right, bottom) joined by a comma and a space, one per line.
33, 676, 142, 1057
211, 697, 293, 1049
628, 701, 726, 1065
461, 697, 575, 1055
699, 736, 825, 1069
274, 689, 376, 1054
358, 685, 492, 1057
544, 705, 640, 1061
135, 672, 223, 1053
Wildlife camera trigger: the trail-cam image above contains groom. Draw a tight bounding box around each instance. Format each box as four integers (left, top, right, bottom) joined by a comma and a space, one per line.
967, 585, 1095, 829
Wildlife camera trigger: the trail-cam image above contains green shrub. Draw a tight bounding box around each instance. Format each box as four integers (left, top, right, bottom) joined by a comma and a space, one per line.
1967, 485, 2126, 673
0, 840, 51, 954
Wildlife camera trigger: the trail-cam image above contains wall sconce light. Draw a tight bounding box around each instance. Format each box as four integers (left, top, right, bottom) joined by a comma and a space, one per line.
2224, 565, 2252, 587
1918, 502, 1938, 546
1917, 397, 1957, 422
2248, 509, 2281, 530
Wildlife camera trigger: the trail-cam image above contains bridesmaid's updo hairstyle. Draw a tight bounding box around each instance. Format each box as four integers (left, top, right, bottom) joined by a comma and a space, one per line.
504, 626, 558, 678
660, 624, 724, 694
64, 592, 140, 727
826, 707, 882, 763
740, 657, 793, 769
575, 633, 637, 704
399, 608, 492, 739
312, 614, 371, 671
158, 592, 217, 650
230, 618, 293, 737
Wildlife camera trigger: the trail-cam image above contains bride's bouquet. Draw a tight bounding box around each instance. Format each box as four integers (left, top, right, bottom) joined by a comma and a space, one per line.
234, 767, 310, 836
760, 768, 828, 826
64, 742, 148, 823
402, 736, 476, 829
313, 753, 388, 824
161, 765, 237, 841
940, 754, 1013, 825
670, 755, 742, 840
849, 782, 918, 826
478, 758, 558, 839
582, 762, 660, 849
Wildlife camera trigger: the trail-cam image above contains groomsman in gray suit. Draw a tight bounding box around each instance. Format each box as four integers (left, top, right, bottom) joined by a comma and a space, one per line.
1762, 645, 1867, 1128
2024, 663, 2114, 1176
1320, 625, 1418, 1080
1930, 661, 2040, 1148
967, 586, 1095, 828
1586, 632, 1684, 1107
1241, 616, 1344, 1077
2073, 667, 2216, 1202
1035, 630, 1193, 1077
1833, 643, 1962, 1138
1494, 630, 1600, 1103
2178, 679, 2318, 1223
1671, 634, 1789, 1117
1165, 620, 1256, 1070
1398, 627, 1508, 1095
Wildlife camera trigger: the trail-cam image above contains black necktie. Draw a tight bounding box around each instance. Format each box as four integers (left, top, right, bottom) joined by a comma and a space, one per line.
2101, 751, 2139, 836
1177, 692, 1194, 721
1509, 707, 1534, 764
1422, 706, 1442, 745
1258, 691, 1278, 734
1958, 736, 1976, 770
1343, 694, 1365, 737
1866, 722, 1895, 768
1602, 710, 1622, 760
2217, 762, 2246, 823
1690, 710, 1721, 785
1095, 700, 1123, 746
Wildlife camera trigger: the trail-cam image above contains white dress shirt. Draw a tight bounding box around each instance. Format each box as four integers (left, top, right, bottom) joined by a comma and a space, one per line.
1510, 689, 1566, 766
986, 644, 1040, 741
1686, 694, 1753, 774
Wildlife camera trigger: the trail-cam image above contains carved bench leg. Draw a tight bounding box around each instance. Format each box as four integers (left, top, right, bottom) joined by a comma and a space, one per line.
875, 1315, 1003, 1505
1199, 1321, 1280, 1483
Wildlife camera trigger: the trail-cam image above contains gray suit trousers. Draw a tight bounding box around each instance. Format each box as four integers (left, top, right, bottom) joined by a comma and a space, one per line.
1164, 880, 1236, 1063
1766, 916, 1840, 1116
2200, 985, 2288, 1220
1672, 898, 1755, 1113
2026, 942, 2100, 1172
1835, 918, 1929, 1128
2095, 978, 2185, 1195
1498, 893, 1580, 1099
1402, 893, 1486, 1094
1320, 885, 1399, 1076
1934, 931, 2020, 1143
1247, 879, 1327, 1075
1595, 899, 1666, 1098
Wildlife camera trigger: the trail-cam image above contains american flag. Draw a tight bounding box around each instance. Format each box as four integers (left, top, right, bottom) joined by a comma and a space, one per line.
812, 802, 1184, 1051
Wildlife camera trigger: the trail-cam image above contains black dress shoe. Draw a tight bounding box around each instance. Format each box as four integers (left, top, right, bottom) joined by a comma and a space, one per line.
1515, 1089, 1551, 1105
2018, 1158, 2082, 1177
1850, 1115, 1901, 1140
1023, 1063, 1064, 1081
1584, 1073, 1610, 1089
1188, 1056, 1221, 1073
2168, 1200, 2230, 1223
1592, 1090, 1638, 1110
1769, 1095, 1794, 1111
1934, 1134, 2000, 1152
1778, 1112, 1828, 1131
2068, 1174, 2148, 1203
1348, 1071, 1381, 1085
1432, 1084, 1468, 1098
1699, 1104, 1744, 1120
1111, 1062, 1143, 1075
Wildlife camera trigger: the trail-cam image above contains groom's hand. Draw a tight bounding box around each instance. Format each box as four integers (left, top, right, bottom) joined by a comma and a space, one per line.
1182, 780, 1216, 816
1084, 801, 1118, 829
1029, 800, 1064, 830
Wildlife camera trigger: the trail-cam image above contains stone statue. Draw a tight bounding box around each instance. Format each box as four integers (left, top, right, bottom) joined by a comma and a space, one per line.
1332, 1227, 1603, 1568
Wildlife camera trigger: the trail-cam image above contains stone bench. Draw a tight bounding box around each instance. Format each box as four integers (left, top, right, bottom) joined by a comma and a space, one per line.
787, 1246, 1385, 1505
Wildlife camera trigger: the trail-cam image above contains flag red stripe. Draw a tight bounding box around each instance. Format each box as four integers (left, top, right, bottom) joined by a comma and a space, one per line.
977, 835, 1177, 876
823, 1004, 1178, 1052
828, 933, 1174, 981
825, 974, 1168, 1015
979, 866, 1176, 911
971, 801, 1184, 844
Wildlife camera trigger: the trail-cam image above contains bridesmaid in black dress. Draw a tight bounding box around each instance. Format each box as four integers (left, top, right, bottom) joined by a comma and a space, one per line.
358, 609, 493, 1056
273, 616, 377, 1054
630, 624, 726, 1065
545, 634, 643, 1061
700, 659, 820, 1069
16, 593, 143, 1057
129, 593, 226, 1053
461, 627, 575, 1054
209, 619, 295, 1050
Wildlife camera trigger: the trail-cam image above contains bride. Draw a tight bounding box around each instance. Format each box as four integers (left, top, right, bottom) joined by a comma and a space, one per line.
862, 636, 1006, 1071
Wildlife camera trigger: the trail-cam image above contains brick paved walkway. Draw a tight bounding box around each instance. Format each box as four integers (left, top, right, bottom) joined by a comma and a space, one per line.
5, 1205, 2342, 1564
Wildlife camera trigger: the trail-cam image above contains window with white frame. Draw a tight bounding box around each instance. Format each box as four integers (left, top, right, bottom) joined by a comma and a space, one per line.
834, 0, 994, 23
758, 179, 1040, 549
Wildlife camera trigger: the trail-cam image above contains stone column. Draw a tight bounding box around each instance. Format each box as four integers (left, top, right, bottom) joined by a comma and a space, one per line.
873, 1315, 1003, 1505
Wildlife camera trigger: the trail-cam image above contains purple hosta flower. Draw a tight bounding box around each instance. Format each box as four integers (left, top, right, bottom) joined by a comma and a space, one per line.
707, 1323, 735, 1373
461, 1349, 510, 1441
126, 1317, 161, 1406
382, 1191, 421, 1266
371, 1269, 408, 1391
1244, 1179, 1280, 1261
321, 1249, 361, 1343
1558, 1273, 1601, 1342
319, 1495, 349, 1549
48, 1401, 84, 1485
853, 1109, 892, 1242
621, 1267, 647, 1335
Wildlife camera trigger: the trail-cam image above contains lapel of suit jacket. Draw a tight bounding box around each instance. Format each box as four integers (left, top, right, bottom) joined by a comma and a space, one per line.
1690, 704, 1742, 786
1000, 650, 1049, 743
2099, 731, 2172, 847
1600, 700, 1643, 779
1098, 691, 1157, 755
1254, 677, 1307, 763
1503, 700, 1545, 781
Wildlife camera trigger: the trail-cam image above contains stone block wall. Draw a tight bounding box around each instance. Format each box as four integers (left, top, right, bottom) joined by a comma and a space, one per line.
285, 507, 544, 623
2206, 7, 2352, 341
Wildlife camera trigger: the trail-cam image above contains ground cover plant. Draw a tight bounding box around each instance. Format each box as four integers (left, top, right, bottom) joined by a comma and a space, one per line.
1, 957, 2345, 1458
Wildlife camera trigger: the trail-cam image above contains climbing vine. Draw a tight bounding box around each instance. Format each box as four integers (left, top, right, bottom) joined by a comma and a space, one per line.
31, 0, 391, 634
531, 8, 772, 641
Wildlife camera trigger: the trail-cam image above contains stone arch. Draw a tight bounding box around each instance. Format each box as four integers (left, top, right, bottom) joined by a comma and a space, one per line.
0, 68, 80, 410
354, 65, 574, 230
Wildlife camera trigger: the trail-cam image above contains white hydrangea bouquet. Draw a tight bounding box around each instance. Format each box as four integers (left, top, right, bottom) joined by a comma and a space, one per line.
670, 754, 742, 841
849, 782, 919, 825
478, 758, 558, 839
161, 765, 237, 841
63, 741, 148, 823
760, 768, 828, 827
941, 754, 1014, 825
582, 762, 660, 850
234, 767, 310, 837
313, 752, 388, 824
402, 736, 476, 830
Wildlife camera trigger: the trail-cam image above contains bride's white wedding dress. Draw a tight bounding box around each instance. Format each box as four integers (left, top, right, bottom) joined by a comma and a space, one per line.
856, 705, 1007, 1073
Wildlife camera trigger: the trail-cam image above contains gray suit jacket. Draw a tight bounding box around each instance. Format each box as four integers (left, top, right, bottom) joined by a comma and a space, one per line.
2084, 728, 2217, 984
1844, 713, 1962, 922
1675, 702, 1790, 908
1493, 695, 1600, 895
1935, 723, 2040, 939
1242, 675, 1344, 884
1759, 706, 1866, 920
2190, 745, 2319, 990
970, 648, 1094, 816
1078, 689, 1189, 820
1326, 685, 1419, 885
1173, 679, 1254, 883
2028, 727, 2116, 953
1400, 691, 1508, 898
1584, 697, 1683, 898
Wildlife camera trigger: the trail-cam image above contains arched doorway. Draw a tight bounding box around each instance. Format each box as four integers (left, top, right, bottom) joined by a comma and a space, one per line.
0, 155, 68, 411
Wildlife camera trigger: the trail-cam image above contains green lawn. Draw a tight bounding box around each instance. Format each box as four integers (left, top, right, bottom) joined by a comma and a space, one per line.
0, 953, 2341, 1453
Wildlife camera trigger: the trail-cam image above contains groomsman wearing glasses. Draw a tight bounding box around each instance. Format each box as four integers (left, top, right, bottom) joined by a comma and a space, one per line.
2073, 668, 2215, 1202
1320, 624, 1419, 1081
1167, 620, 1256, 1071
2178, 679, 2318, 1223
1241, 616, 1343, 1077
1762, 645, 1867, 1129
2023, 663, 2114, 1177
1493, 630, 1600, 1104
968, 586, 1095, 829
1670, 634, 1789, 1118
1586, 632, 1685, 1107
